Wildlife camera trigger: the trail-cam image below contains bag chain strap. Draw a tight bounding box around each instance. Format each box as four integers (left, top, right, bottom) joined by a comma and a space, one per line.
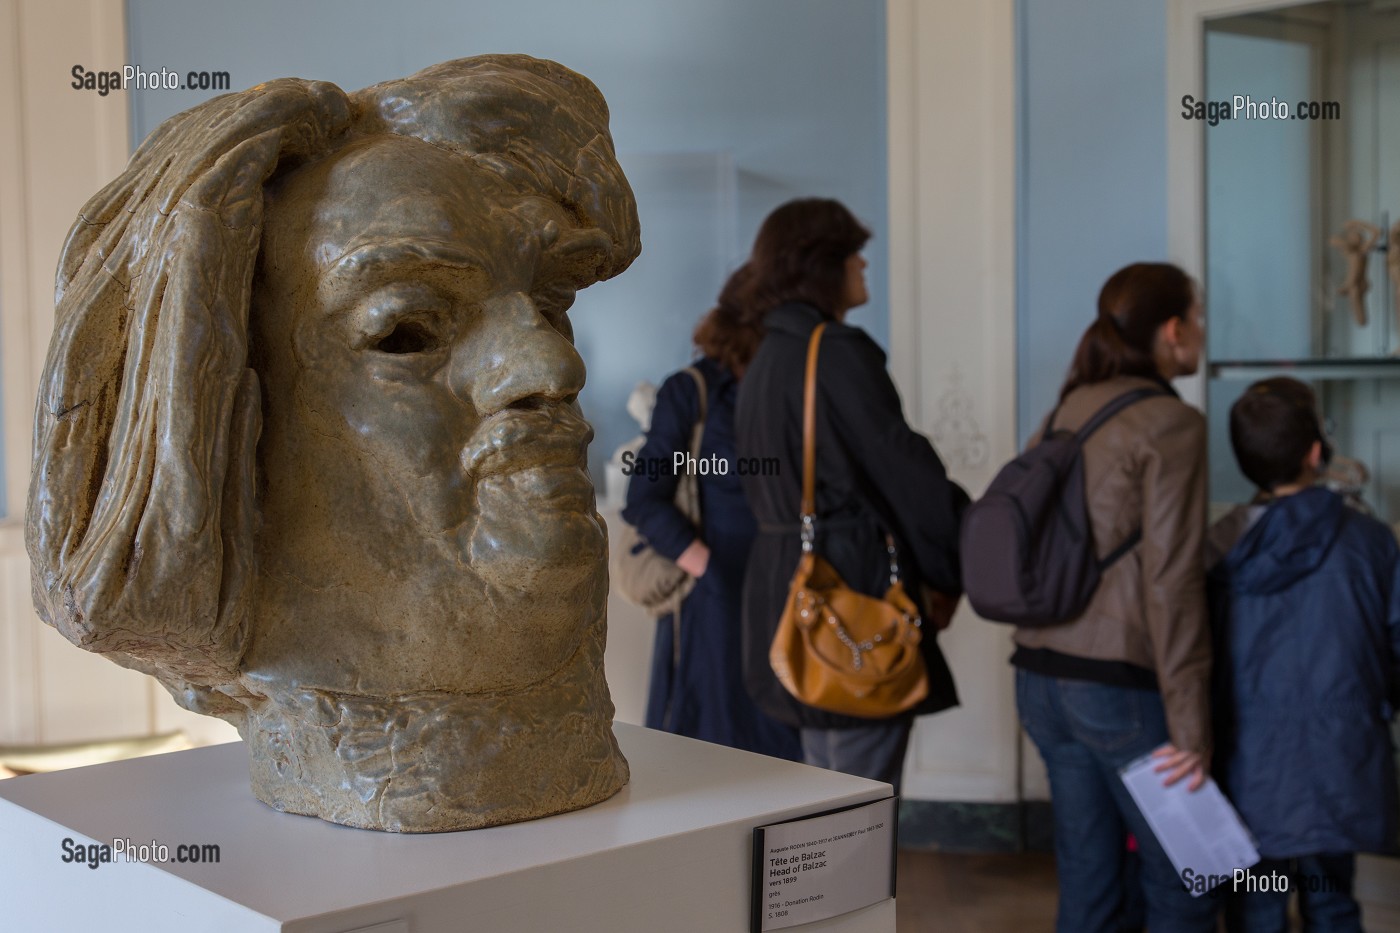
828, 609, 885, 671
799, 324, 823, 554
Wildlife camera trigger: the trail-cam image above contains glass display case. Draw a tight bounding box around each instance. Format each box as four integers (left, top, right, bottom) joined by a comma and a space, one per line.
1200, 0, 1400, 835
1204, 1, 1400, 524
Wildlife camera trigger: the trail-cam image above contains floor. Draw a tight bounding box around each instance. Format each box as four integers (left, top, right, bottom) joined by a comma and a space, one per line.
895, 851, 1400, 932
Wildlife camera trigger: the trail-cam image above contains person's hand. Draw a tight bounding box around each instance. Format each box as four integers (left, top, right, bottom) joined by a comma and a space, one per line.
920, 585, 959, 631
1152, 744, 1206, 792
675, 540, 710, 578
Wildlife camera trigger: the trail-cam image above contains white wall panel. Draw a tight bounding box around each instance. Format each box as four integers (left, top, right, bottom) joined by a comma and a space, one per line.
888, 0, 1021, 802
0, 0, 154, 747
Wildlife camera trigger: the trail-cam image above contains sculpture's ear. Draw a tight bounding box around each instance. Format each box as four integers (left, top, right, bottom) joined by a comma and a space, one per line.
27, 80, 350, 691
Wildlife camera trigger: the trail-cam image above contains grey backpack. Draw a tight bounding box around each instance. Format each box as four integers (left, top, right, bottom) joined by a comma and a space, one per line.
959, 387, 1163, 626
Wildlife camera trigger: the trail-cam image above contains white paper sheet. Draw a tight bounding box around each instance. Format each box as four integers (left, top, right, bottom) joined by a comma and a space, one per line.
1120, 748, 1260, 896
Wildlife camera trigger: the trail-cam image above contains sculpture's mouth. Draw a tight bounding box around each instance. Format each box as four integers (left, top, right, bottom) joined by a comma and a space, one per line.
461, 404, 593, 480
465, 406, 595, 513
483, 463, 594, 510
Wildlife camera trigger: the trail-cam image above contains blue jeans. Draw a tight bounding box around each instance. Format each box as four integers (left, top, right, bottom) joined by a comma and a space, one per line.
1016, 669, 1219, 933
800, 719, 912, 795
1225, 854, 1360, 933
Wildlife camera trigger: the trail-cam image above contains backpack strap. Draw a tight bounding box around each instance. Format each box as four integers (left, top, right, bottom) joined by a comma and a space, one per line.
675, 366, 708, 526
1074, 386, 1165, 442
1072, 386, 1167, 573
683, 364, 711, 445
1097, 528, 1142, 573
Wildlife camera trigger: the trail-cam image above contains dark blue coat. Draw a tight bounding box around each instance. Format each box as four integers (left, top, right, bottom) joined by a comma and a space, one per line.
622, 357, 801, 759
1210, 486, 1400, 857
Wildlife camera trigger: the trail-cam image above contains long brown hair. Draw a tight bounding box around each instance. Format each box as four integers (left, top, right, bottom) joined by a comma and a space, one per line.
695, 198, 870, 375
693, 264, 762, 377
742, 198, 871, 319
1061, 262, 1196, 399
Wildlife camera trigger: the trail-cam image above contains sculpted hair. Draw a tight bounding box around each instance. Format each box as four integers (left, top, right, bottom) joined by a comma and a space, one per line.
26, 56, 640, 716
1229, 377, 1327, 491
352, 57, 640, 282
1061, 262, 1196, 399
740, 198, 870, 320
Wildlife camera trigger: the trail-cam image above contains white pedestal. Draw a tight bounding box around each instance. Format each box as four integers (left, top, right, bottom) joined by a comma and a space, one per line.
0, 722, 895, 932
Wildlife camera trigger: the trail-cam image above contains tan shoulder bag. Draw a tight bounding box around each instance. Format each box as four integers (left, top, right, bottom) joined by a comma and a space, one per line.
768, 324, 929, 717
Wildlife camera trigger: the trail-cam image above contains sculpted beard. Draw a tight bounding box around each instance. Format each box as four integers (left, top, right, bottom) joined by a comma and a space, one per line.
465, 400, 608, 675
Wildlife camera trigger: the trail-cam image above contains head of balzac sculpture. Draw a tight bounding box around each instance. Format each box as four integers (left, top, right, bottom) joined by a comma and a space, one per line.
25, 55, 638, 832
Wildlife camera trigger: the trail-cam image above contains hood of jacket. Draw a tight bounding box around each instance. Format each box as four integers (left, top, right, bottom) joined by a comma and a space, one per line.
1220, 486, 1349, 596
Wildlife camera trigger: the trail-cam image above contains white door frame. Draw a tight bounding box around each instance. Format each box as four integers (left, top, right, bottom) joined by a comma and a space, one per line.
1166, 0, 1311, 408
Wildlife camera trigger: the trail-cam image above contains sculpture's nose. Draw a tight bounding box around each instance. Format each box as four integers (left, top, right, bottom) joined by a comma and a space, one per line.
453, 292, 585, 415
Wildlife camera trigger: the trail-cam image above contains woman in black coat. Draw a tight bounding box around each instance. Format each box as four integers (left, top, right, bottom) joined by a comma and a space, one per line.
733, 198, 967, 791
622, 275, 802, 759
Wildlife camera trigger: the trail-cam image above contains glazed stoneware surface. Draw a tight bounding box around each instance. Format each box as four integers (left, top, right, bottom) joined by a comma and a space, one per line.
25, 55, 639, 832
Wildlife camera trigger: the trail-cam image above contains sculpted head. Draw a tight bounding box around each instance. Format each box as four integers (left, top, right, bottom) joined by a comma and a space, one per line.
26, 56, 639, 831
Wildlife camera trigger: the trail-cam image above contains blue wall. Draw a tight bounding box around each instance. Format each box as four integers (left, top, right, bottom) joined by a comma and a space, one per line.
1017, 0, 1170, 442
125, 0, 888, 483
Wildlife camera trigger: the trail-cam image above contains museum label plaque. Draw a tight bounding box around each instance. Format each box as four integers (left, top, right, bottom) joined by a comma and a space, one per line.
750, 796, 897, 932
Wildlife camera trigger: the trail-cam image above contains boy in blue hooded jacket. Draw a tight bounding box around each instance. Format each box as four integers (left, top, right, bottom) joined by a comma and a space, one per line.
1208, 377, 1400, 933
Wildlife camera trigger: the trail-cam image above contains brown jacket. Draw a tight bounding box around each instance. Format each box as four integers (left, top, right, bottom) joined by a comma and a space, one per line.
1015, 376, 1212, 757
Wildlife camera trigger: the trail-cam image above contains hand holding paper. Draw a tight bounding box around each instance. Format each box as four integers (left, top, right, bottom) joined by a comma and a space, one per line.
1151, 744, 1206, 791
1121, 746, 1259, 897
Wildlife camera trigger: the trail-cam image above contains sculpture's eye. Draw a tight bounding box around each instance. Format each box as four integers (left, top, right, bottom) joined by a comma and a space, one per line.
374, 321, 439, 354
